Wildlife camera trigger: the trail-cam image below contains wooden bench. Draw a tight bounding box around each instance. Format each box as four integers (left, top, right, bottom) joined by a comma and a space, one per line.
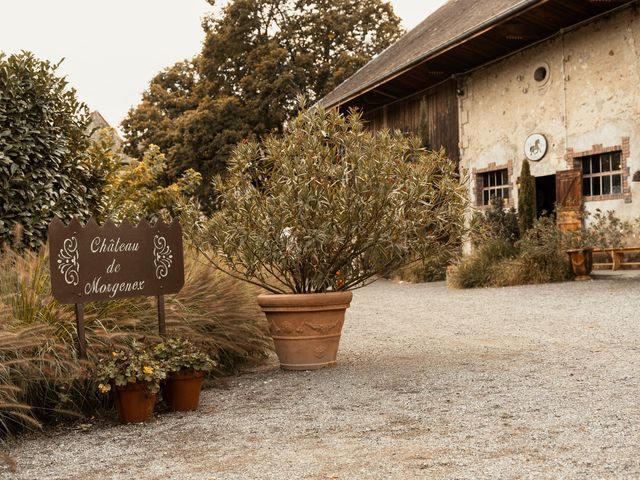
592, 246, 640, 270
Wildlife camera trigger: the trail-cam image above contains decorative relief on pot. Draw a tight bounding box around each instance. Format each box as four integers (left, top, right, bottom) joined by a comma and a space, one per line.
271, 320, 294, 334
57, 237, 79, 286
314, 346, 328, 359
305, 320, 341, 334
153, 235, 173, 279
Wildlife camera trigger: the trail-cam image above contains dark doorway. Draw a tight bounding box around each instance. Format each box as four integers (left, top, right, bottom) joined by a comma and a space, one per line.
535, 174, 556, 217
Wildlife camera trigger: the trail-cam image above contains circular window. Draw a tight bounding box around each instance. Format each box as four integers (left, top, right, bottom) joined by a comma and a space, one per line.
533, 63, 550, 86
534, 66, 547, 82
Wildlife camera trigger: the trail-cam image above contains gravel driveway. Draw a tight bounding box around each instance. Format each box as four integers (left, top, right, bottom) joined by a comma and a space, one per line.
5, 274, 640, 479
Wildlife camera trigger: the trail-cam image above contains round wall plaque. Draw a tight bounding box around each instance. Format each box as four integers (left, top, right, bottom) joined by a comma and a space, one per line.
524, 133, 547, 161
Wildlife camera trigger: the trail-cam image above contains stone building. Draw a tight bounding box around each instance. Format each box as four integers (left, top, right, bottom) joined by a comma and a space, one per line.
320, 0, 640, 227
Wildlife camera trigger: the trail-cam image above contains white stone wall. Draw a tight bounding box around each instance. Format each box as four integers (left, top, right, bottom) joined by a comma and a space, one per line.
459, 5, 640, 222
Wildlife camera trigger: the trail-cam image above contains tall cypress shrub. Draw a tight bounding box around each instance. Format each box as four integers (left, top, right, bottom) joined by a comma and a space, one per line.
518, 158, 536, 234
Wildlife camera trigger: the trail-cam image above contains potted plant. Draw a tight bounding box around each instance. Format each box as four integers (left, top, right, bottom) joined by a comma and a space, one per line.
96, 342, 166, 423
564, 223, 595, 281
153, 338, 216, 412
198, 104, 467, 370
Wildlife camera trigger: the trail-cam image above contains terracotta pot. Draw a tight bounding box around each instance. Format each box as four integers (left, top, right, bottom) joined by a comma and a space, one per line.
257, 291, 352, 370
114, 381, 156, 423
163, 369, 205, 412
567, 247, 594, 281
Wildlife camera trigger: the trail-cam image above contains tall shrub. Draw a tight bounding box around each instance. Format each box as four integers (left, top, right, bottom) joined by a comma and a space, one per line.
517, 158, 536, 234
202, 105, 467, 293
0, 52, 98, 249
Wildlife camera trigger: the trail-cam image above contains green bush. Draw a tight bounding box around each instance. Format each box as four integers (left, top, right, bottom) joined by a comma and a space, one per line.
470, 196, 519, 247
562, 209, 640, 249
493, 217, 572, 286
449, 239, 517, 289
451, 217, 572, 288
0, 247, 270, 440
587, 209, 637, 248
0, 52, 101, 249
390, 256, 451, 283
100, 142, 203, 224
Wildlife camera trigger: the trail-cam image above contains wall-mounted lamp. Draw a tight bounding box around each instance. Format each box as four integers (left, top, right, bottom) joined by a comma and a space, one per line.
454, 74, 465, 96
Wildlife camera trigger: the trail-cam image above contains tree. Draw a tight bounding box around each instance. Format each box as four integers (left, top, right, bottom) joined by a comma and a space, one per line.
83, 128, 123, 221
121, 60, 199, 160
518, 158, 536, 234
103, 144, 202, 223
122, 0, 403, 207
0, 52, 101, 249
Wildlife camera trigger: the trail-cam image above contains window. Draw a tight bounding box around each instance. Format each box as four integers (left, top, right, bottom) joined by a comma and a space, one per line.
480, 169, 510, 205
534, 66, 547, 82
581, 151, 623, 197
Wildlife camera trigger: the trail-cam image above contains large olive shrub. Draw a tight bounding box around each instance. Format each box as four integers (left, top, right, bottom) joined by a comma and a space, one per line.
201, 105, 467, 293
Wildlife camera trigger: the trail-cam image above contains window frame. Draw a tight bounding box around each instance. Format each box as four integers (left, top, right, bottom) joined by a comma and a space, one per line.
568, 139, 631, 204
578, 150, 625, 200
479, 168, 510, 206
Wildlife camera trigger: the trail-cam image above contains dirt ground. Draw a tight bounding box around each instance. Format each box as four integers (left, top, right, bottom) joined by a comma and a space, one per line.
4, 273, 640, 479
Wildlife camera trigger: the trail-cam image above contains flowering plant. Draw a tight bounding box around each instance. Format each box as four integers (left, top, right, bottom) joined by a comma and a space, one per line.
96, 342, 167, 394
153, 338, 217, 373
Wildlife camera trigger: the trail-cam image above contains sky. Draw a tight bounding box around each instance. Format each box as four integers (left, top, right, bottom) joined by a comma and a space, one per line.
0, 0, 448, 131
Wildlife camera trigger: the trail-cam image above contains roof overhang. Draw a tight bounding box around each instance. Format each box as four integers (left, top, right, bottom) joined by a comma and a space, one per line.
323, 0, 635, 111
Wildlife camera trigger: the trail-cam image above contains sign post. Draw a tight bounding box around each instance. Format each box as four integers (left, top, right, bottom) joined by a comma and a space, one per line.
157, 295, 166, 336
74, 303, 87, 359
48, 218, 185, 358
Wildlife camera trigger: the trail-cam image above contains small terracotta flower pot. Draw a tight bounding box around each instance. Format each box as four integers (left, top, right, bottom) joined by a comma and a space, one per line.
567, 247, 594, 281
114, 381, 156, 423
163, 369, 205, 411
258, 291, 352, 370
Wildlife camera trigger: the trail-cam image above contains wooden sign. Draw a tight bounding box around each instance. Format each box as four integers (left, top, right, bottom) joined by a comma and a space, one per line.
49, 218, 184, 304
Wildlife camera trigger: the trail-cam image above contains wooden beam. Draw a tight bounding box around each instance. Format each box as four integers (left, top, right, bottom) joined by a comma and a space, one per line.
372, 88, 398, 100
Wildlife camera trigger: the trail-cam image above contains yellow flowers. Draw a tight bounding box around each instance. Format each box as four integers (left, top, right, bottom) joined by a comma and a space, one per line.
143, 366, 154, 375
112, 351, 117, 356
98, 383, 111, 394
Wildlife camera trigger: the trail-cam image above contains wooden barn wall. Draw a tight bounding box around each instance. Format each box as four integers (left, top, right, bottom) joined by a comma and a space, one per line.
360, 80, 460, 163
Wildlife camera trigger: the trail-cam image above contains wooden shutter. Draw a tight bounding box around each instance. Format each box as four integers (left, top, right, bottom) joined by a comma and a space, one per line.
556, 169, 583, 232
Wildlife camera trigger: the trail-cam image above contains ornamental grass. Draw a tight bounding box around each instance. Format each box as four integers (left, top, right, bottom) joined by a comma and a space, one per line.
0, 246, 271, 442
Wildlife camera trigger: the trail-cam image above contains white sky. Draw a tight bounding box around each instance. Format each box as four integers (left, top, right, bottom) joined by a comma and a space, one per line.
0, 0, 447, 130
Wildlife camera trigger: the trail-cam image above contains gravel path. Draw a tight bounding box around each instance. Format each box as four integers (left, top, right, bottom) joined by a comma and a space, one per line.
4, 274, 640, 479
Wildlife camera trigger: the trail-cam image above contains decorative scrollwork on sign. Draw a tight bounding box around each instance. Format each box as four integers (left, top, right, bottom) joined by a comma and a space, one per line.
58, 237, 79, 286
153, 235, 173, 279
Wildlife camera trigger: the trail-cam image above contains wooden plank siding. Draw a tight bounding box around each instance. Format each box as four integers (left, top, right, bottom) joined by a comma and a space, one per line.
359, 80, 460, 164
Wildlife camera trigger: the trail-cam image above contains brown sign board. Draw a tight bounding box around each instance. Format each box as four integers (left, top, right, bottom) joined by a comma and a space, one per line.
49, 218, 185, 304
